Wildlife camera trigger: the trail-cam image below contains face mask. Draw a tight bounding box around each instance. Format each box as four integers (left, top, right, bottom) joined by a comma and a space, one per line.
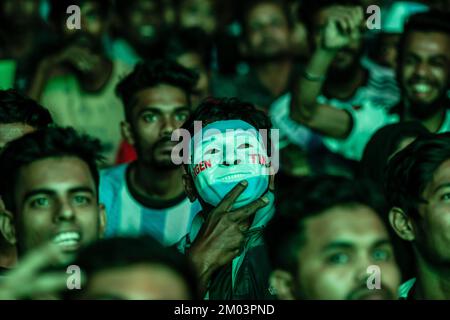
189, 120, 270, 210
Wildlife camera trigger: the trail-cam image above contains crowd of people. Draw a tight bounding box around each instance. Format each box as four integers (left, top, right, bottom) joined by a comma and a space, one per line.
0, 0, 449, 300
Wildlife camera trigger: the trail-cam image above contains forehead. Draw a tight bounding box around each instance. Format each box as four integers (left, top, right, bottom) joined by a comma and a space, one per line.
303, 205, 389, 248
423, 159, 450, 197
176, 52, 204, 70
404, 31, 450, 57
15, 157, 96, 194
0, 123, 35, 149
132, 85, 188, 113
247, 3, 286, 23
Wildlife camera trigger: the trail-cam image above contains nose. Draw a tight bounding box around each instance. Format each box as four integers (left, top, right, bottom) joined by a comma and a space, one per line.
414, 61, 430, 78
354, 253, 373, 285
220, 148, 242, 166
54, 199, 76, 222
160, 115, 176, 137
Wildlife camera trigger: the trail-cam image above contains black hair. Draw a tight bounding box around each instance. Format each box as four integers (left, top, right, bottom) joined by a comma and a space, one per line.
0, 89, 53, 128
65, 236, 200, 299
265, 175, 389, 275
298, 0, 361, 33
239, 0, 294, 39
385, 132, 450, 219
115, 59, 198, 121
0, 127, 104, 213
48, 0, 112, 24
396, 10, 450, 71
164, 27, 214, 71
114, 0, 163, 16
359, 122, 430, 190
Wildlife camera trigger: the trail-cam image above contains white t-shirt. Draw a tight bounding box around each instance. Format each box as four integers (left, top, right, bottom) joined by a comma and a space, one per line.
41, 60, 131, 165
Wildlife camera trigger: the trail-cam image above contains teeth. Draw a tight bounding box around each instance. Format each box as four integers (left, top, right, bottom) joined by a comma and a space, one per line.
53, 232, 80, 245
413, 83, 432, 93
221, 174, 247, 181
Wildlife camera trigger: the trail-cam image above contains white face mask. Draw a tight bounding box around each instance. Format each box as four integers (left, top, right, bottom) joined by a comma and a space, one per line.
189, 120, 270, 210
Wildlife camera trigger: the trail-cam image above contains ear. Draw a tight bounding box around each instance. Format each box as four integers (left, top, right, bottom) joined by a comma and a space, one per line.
269, 269, 296, 300
121, 121, 135, 145
98, 203, 107, 239
0, 199, 17, 245
389, 207, 415, 241
182, 172, 197, 203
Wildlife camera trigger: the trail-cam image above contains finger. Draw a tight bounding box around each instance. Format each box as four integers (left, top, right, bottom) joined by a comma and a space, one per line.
216, 180, 248, 212
12, 273, 70, 299
229, 196, 269, 223
5, 242, 64, 284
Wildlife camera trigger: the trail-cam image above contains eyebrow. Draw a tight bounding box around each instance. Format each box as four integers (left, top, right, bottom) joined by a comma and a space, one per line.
137, 106, 189, 116
322, 239, 391, 251
23, 187, 95, 201
432, 182, 450, 194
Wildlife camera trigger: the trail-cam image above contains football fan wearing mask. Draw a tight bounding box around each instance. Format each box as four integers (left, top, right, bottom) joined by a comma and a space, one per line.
175, 98, 277, 299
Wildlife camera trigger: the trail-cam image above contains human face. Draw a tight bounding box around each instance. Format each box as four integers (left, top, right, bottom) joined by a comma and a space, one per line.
126, 85, 190, 169
189, 120, 270, 209
124, 0, 163, 46
400, 32, 450, 119
245, 3, 291, 60
178, 0, 217, 36
79, 264, 191, 300
312, 6, 363, 71
295, 205, 401, 300
414, 159, 450, 268
1, 0, 40, 29
13, 157, 104, 262
0, 123, 35, 153
176, 52, 210, 109
62, 1, 109, 53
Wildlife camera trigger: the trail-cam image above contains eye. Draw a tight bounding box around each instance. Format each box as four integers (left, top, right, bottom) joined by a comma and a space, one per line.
175, 111, 189, 122
142, 113, 158, 123
73, 194, 92, 206
372, 248, 391, 262
237, 143, 253, 149
327, 253, 350, 265
440, 193, 450, 201
205, 148, 220, 155
30, 197, 50, 209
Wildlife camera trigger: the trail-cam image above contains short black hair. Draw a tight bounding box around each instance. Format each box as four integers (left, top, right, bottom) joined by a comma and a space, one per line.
385, 132, 450, 219
298, 0, 361, 33
239, 0, 293, 39
49, 0, 112, 24
66, 236, 200, 299
164, 27, 213, 71
359, 121, 430, 190
115, 59, 198, 121
0, 89, 53, 128
0, 127, 104, 212
397, 10, 450, 70
265, 175, 388, 275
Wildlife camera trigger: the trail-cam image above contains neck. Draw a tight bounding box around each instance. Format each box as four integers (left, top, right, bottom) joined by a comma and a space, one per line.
414, 254, 450, 300
129, 161, 186, 201
323, 64, 366, 100
254, 58, 293, 98
79, 57, 113, 92
404, 100, 446, 133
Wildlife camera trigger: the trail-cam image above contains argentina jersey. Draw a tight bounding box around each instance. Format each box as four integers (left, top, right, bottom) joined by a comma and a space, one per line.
99, 164, 201, 246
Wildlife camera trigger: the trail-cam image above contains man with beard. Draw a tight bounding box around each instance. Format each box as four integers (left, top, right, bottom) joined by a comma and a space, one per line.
99, 60, 201, 246
215, 0, 296, 111
30, 0, 131, 165
265, 176, 401, 300
281, 9, 450, 161
386, 133, 450, 299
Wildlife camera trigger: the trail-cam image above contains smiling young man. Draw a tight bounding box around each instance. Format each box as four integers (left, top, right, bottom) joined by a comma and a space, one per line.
0, 127, 106, 265
265, 176, 401, 300
386, 133, 450, 299
275, 10, 450, 162
100, 60, 201, 246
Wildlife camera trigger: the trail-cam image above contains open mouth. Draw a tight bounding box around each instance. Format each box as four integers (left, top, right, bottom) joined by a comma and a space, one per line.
53, 231, 81, 250
412, 83, 433, 94
219, 173, 250, 182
